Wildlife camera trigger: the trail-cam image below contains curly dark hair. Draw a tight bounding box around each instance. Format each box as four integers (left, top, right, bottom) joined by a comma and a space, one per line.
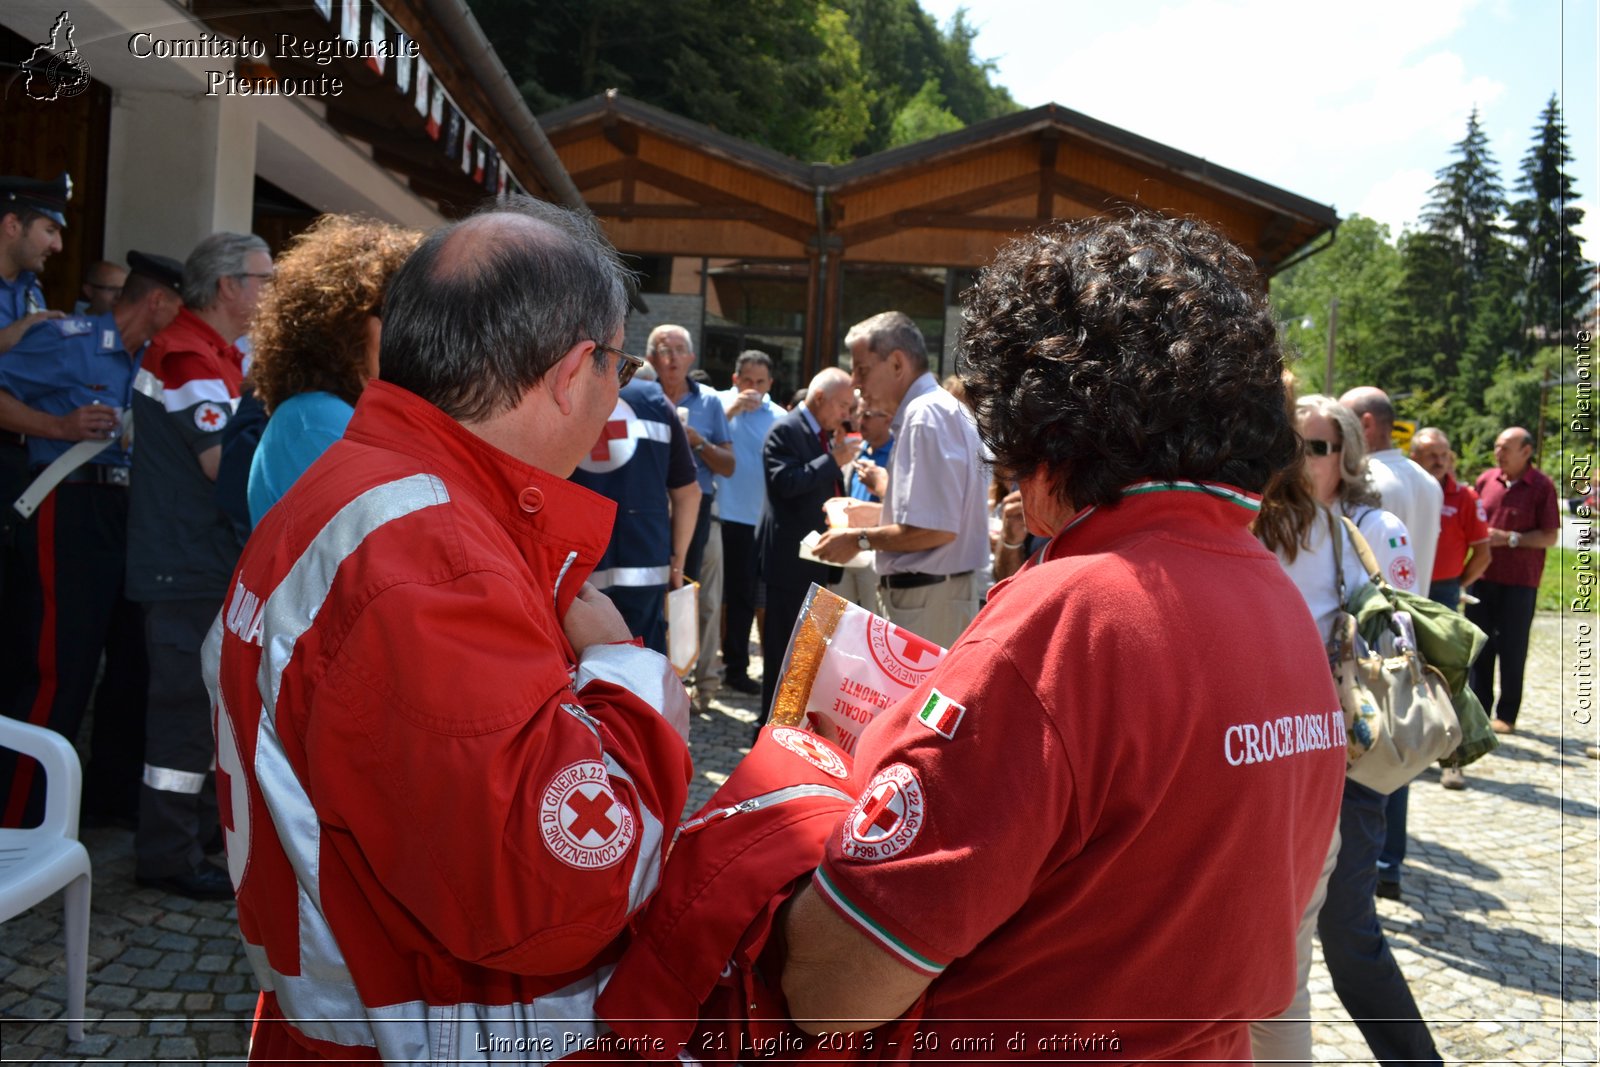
957, 212, 1296, 509
248, 214, 421, 414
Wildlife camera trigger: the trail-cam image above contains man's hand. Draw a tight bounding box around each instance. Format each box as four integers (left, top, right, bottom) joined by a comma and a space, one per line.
57, 403, 121, 442
830, 433, 862, 468
999, 490, 1026, 546
0, 310, 64, 354
853, 458, 887, 497
734, 389, 762, 415
812, 528, 862, 564
562, 582, 633, 652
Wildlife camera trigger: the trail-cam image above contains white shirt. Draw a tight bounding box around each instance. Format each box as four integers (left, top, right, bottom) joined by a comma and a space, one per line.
1277, 508, 1374, 641
879, 373, 991, 576
1366, 449, 1442, 597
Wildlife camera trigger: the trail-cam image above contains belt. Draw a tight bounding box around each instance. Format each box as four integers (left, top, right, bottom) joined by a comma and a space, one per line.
879, 569, 972, 590
38, 464, 130, 487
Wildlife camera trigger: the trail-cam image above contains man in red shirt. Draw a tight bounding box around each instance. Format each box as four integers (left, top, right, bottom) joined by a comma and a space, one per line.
780, 214, 1343, 1062
1410, 427, 1491, 611
1469, 426, 1560, 733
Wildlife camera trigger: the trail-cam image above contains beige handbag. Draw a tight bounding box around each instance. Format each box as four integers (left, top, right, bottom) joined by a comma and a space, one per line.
1329, 513, 1462, 795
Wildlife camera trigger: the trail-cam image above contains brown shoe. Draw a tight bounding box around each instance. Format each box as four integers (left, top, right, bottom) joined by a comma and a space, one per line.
1490, 718, 1515, 735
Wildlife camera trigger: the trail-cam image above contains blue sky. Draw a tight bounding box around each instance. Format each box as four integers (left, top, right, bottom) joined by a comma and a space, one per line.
919, 0, 1596, 251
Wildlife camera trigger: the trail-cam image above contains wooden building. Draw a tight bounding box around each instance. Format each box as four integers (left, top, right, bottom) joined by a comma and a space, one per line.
543, 91, 1339, 394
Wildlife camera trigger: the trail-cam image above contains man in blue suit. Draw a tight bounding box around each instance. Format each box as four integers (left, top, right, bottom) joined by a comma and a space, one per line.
755, 367, 860, 716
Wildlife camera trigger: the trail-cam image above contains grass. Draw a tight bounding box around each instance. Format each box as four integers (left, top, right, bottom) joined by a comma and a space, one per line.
1537, 546, 1596, 613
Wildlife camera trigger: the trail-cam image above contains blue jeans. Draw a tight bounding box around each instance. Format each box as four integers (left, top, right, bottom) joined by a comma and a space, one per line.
1317, 779, 1441, 1067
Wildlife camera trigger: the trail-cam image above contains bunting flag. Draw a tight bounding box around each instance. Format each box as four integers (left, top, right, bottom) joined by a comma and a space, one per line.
473, 142, 485, 183
339, 0, 361, 45
427, 83, 445, 140
484, 149, 502, 194
414, 56, 432, 119
394, 32, 413, 94
366, 7, 387, 75
442, 104, 463, 159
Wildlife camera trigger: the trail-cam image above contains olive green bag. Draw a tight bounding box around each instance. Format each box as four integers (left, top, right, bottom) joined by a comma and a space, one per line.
1340, 517, 1499, 769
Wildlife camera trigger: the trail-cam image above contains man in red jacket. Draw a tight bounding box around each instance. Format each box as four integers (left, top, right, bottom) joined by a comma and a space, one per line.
207, 197, 690, 1063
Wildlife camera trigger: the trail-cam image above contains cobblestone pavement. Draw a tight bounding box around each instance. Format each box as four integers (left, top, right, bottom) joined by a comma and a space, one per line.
2, 614, 1594, 1062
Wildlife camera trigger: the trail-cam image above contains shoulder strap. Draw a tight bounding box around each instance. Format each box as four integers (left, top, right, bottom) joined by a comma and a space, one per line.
1340, 515, 1383, 584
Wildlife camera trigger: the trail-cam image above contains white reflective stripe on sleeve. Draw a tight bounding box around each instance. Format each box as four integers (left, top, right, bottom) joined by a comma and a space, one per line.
259, 473, 450, 721
599, 756, 665, 913
239, 474, 454, 1047
588, 564, 671, 589
142, 764, 206, 794
163, 377, 232, 412
574, 643, 688, 727
242, 936, 612, 1061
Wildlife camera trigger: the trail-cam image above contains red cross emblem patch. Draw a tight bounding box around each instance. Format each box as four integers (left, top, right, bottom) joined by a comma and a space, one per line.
771, 726, 850, 779
841, 763, 924, 861
194, 400, 230, 432
540, 760, 636, 869
866, 616, 946, 687
1388, 555, 1416, 590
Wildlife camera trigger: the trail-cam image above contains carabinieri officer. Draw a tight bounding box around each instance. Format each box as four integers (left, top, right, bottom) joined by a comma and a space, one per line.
0, 250, 183, 828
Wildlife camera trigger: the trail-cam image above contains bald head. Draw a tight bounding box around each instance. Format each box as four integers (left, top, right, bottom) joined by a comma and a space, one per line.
378, 194, 628, 423
1339, 386, 1395, 453
1493, 426, 1535, 479
805, 367, 855, 433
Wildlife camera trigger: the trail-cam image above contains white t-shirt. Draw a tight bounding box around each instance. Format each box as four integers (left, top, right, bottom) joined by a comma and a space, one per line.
1366, 450, 1441, 597
1276, 508, 1383, 640
1345, 505, 1420, 593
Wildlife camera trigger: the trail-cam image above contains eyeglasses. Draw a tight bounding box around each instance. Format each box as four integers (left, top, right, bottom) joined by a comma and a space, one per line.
593, 341, 645, 386
1304, 439, 1343, 457
234, 272, 274, 284
85, 283, 122, 293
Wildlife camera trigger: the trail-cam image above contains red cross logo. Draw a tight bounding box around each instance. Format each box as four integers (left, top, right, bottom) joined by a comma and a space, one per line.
857, 782, 902, 837
200, 407, 220, 427
565, 787, 619, 841
889, 626, 941, 667
1391, 558, 1414, 588
589, 419, 628, 461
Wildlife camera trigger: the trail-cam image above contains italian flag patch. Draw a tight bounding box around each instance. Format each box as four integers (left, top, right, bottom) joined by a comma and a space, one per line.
916, 688, 966, 739
1389, 535, 1407, 548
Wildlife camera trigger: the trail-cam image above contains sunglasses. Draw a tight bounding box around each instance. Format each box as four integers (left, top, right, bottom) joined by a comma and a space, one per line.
593, 341, 646, 386
1304, 439, 1343, 457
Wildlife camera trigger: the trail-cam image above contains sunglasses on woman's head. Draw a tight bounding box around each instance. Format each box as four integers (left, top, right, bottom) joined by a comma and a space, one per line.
1304, 439, 1342, 457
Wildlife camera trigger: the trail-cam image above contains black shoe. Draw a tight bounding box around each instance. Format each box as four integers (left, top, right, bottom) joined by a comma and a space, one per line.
725, 674, 761, 695
1375, 880, 1402, 901
137, 864, 234, 901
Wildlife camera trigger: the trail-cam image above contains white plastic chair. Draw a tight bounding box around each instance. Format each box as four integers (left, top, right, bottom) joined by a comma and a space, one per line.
0, 716, 91, 1042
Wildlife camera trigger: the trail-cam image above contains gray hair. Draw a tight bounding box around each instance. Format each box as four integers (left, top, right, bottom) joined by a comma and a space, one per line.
806, 366, 852, 402
646, 323, 693, 359
1298, 394, 1381, 509
845, 310, 928, 370
181, 232, 270, 310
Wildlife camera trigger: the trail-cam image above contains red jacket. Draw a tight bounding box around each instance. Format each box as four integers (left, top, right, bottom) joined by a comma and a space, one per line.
208, 381, 692, 1062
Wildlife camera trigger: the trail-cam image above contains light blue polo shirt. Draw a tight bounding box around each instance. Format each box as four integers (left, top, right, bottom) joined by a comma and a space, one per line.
714, 388, 782, 526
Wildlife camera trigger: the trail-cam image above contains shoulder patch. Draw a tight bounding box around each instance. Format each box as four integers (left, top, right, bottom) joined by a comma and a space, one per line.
193, 400, 230, 432
915, 688, 966, 739
771, 726, 850, 779
49, 316, 94, 338
540, 760, 635, 870
1388, 555, 1417, 590
841, 763, 925, 861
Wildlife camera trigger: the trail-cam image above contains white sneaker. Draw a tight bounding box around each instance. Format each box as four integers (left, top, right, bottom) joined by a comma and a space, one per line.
1440, 766, 1467, 790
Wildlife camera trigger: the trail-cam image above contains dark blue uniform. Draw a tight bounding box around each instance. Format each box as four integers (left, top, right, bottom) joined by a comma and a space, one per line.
570, 379, 696, 653
0, 314, 147, 827
0, 270, 48, 704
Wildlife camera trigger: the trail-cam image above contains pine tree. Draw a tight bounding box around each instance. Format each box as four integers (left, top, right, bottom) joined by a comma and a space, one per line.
1509, 94, 1590, 350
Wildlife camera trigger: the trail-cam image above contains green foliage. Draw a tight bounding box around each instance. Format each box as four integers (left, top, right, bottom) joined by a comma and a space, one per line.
1272, 215, 1405, 393
1509, 95, 1592, 348
888, 78, 965, 147
468, 0, 1017, 162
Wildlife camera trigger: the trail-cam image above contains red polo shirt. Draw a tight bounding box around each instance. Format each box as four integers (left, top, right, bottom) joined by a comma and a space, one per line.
1434, 474, 1490, 582
1475, 465, 1561, 587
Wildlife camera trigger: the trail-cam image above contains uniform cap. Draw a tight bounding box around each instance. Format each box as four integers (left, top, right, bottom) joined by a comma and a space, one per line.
0, 173, 71, 227
126, 250, 183, 292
